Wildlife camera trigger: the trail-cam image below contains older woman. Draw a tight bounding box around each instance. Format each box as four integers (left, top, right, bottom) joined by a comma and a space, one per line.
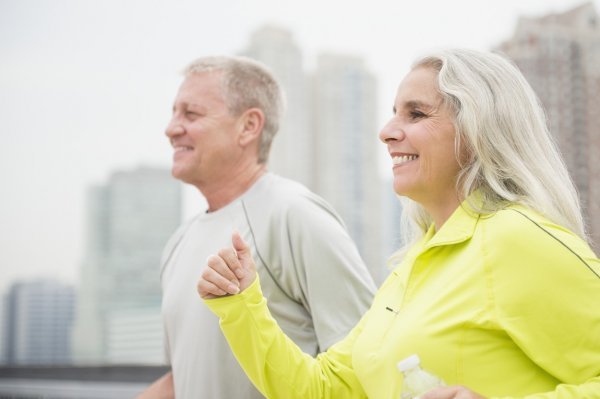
197, 49, 600, 398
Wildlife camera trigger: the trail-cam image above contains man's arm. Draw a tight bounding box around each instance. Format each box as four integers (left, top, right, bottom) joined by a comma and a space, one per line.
135, 371, 174, 399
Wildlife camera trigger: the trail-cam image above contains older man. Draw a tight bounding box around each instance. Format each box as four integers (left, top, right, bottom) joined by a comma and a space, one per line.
137, 56, 376, 398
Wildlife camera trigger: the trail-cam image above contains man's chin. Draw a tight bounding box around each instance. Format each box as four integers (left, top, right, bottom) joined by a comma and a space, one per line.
171, 167, 189, 182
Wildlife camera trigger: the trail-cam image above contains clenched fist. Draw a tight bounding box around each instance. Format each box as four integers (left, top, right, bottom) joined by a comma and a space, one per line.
197, 231, 257, 299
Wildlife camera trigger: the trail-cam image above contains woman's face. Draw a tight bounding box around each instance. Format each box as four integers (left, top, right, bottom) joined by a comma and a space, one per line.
379, 66, 465, 208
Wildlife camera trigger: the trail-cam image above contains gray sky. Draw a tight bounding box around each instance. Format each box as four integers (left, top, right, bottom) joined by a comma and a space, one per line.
0, 0, 594, 294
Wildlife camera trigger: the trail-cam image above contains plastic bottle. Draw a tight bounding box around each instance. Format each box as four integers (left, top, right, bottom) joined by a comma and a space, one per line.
397, 354, 446, 399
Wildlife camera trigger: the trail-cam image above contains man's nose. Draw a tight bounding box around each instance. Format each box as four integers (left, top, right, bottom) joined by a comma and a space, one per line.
165, 117, 184, 138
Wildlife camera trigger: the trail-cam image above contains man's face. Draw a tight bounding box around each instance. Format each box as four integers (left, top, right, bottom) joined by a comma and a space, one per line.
165, 72, 240, 187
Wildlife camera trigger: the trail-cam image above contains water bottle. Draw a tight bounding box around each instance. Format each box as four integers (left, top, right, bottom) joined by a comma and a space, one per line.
397, 354, 446, 399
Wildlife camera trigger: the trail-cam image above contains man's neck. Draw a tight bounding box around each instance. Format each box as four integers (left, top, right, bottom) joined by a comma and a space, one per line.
200, 164, 267, 212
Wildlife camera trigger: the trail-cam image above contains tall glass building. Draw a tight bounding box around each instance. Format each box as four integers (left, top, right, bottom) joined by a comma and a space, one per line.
72, 166, 181, 364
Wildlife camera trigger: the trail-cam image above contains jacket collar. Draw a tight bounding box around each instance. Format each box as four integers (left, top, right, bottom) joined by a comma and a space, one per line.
415, 191, 487, 254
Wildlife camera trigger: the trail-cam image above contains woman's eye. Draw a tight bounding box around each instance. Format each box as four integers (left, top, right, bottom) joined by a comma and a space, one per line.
409, 111, 426, 120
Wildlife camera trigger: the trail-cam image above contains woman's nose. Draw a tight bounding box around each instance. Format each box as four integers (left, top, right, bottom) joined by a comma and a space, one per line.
379, 118, 404, 144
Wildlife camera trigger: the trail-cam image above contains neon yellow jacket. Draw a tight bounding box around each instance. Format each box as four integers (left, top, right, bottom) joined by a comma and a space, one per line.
206, 201, 600, 398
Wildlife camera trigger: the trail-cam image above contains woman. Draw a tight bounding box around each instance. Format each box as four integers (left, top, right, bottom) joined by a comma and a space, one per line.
197, 49, 600, 398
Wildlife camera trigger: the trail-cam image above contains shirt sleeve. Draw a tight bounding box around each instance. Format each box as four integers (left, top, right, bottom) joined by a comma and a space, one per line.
205, 276, 369, 399
282, 194, 377, 350
486, 210, 600, 398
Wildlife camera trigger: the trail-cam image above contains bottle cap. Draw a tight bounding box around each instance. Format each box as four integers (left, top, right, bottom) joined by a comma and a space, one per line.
397, 354, 421, 372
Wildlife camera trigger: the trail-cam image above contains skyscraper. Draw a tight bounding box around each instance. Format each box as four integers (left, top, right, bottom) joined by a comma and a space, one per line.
241, 26, 384, 274
3, 279, 75, 365
312, 53, 383, 272
380, 177, 403, 282
498, 2, 600, 248
72, 166, 181, 364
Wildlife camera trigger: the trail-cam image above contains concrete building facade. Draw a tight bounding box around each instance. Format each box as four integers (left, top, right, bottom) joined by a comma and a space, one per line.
3, 279, 75, 365
498, 2, 600, 248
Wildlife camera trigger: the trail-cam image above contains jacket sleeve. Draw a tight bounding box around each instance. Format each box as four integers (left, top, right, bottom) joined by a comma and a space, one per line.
487, 210, 600, 398
205, 277, 369, 398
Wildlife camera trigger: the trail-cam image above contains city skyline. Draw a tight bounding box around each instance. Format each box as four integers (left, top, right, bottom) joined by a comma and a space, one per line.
1, 0, 597, 296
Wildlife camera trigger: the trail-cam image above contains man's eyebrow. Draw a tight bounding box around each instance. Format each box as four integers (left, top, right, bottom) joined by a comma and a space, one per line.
172, 102, 204, 111
171, 101, 186, 111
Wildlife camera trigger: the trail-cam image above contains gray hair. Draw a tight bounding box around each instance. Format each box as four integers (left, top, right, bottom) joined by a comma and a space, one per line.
396, 48, 587, 255
184, 56, 285, 164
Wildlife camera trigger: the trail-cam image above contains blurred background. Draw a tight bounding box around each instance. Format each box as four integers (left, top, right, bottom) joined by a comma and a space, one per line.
1, 0, 599, 397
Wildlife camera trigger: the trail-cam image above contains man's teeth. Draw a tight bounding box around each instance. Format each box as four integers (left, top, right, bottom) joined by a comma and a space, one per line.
392, 155, 418, 165
175, 146, 193, 153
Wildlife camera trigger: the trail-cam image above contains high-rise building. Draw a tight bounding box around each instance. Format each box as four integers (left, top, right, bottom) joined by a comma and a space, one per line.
72, 166, 181, 364
241, 26, 384, 274
0, 299, 5, 364
380, 177, 403, 283
498, 2, 600, 248
312, 53, 383, 272
2, 279, 75, 365
241, 26, 313, 189
106, 308, 164, 364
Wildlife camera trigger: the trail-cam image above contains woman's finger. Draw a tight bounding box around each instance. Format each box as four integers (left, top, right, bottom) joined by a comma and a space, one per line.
202, 260, 240, 295
207, 254, 239, 286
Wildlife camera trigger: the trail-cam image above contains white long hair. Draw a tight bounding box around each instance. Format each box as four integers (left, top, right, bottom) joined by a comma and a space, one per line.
395, 48, 587, 256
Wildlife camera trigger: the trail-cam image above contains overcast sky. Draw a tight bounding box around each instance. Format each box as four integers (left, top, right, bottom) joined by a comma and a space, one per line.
0, 0, 595, 295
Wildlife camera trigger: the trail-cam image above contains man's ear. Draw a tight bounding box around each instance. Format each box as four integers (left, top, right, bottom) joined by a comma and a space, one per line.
238, 108, 265, 147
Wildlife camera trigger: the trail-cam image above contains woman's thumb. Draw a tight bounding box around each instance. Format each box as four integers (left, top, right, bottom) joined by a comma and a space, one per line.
232, 231, 252, 270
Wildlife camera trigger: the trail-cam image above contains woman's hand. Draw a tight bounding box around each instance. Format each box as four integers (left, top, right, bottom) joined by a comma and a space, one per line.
197, 231, 257, 299
420, 386, 486, 399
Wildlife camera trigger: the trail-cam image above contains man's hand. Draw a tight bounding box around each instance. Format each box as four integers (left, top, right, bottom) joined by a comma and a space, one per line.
420, 386, 486, 399
197, 231, 257, 299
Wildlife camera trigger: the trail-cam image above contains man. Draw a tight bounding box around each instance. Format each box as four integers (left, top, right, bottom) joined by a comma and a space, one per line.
139, 56, 376, 398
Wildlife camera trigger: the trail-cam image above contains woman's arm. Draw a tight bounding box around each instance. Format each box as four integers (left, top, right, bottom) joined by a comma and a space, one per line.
198, 231, 368, 398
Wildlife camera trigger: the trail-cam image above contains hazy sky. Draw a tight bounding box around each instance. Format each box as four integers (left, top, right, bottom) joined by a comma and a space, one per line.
0, 0, 595, 294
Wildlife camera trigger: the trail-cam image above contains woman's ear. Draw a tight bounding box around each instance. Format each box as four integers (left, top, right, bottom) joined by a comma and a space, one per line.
238, 108, 265, 147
